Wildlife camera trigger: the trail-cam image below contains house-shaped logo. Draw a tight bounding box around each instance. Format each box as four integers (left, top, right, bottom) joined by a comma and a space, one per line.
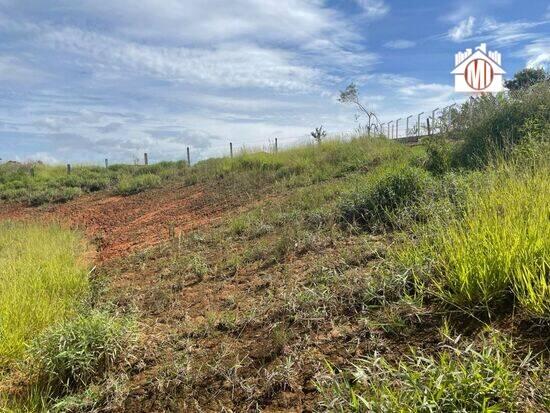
451, 43, 505, 93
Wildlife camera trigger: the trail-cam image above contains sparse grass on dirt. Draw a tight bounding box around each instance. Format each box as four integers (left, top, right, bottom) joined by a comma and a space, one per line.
0, 221, 89, 364
316, 332, 547, 412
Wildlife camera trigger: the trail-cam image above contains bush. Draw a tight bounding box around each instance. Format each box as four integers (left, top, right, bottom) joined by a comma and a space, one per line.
452, 82, 550, 168
114, 174, 161, 195
317, 335, 536, 412
339, 166, 432, 231
423, 136, 453, 175
27, 187, 82, 206
26, 312, 134, 399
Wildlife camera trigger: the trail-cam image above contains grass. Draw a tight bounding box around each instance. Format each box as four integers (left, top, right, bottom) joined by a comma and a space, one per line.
0, 222, 135, 412
0, 137, 421, 206
0, 221, 89, 364
26, 311, 135, 400
339, 165, 433, 231
400, 161, 550, 318
114, 174, 162, 195
316, 333, 544, 412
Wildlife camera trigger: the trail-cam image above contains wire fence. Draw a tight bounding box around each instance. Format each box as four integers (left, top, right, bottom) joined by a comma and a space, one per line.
373, 102, 461, 139
3, 102, 468, 170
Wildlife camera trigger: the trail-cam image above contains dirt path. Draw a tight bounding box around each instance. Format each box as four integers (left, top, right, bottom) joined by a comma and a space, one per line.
0, 181, 252, 261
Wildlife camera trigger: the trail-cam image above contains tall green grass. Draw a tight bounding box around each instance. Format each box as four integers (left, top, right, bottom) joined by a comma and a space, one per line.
401, 162, 550, 318
0, 222, 89, 364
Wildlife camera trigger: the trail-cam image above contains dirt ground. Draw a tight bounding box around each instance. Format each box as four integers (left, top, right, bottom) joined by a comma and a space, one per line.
0, 181, 255, 262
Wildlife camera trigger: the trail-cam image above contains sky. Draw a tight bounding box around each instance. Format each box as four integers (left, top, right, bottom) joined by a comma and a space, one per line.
0, 0, 548, 164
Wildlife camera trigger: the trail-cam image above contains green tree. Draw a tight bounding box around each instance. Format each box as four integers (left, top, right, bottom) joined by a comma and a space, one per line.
505, 68, 548, 91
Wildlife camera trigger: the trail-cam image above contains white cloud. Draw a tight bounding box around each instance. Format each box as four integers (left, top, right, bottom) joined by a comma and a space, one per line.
41, 26, 324, 93
448, 16, 475, 42
355, 0, 389, 18
385, 40, 416, 49
23, 152, 61, 164
520, 39, 550, 68
446, 15, 547, 47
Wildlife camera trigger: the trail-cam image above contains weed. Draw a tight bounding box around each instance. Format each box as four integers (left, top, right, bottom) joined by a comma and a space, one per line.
316, 334, 540, 412
25, 311, 135, 400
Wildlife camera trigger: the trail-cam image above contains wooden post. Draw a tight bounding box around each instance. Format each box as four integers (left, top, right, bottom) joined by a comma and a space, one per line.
275, 138, 278, 153
105, 158, 108, 168
67, 164, 71, 174
186, 147, 191, 166
230, 142, 233, 158
427, 118, 431, 135
144, 152, 148, 165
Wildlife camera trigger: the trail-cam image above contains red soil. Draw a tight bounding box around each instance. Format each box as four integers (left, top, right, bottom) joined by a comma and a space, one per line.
0, 182, 248, 262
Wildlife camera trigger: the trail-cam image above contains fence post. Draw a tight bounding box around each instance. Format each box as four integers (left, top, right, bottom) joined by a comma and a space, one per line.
105, 158, 108, 168
417, 112, 424, 137
427, 118, 431, 135
30, 167, 35, 177
67, 164, 71, 174
396, 118, 401, 139
144, 153, 148, 165
275, 138, 278, 153
230, 142, 233, 158
187, 147, 191, 166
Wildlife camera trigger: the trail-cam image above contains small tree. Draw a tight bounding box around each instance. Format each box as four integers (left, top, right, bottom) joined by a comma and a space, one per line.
505, 68, 548, 91
311, 126, 326, 144
338, 83, 380, 136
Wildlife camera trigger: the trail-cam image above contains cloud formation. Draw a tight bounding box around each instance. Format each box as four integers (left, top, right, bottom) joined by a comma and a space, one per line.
449, 16, 475, 42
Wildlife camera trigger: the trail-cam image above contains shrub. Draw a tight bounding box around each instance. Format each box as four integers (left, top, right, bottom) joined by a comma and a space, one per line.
26, 312, 134, 399
114, 174, 161, 195
27, 187, 83, 206
452, 82, 550, 168
316, 335, 536, 412
423, 136, 453, 175
339, 166, 432, 231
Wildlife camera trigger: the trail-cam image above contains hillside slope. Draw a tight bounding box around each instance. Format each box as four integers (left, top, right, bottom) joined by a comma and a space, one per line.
1, 83, 549, 411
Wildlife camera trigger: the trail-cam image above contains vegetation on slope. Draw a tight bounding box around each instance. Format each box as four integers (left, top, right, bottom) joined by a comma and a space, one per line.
0, 72, 548, 411
0, 223, 134, 411
0, 161, 189, 205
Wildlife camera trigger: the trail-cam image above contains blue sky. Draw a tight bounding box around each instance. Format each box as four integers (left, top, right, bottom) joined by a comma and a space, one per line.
0, 0, 548, 164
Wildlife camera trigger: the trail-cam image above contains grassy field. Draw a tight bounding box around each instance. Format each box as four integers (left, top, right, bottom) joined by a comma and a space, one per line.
0, 80, 548, 411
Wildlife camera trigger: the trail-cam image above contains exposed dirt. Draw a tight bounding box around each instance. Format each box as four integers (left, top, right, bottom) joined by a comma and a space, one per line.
0, 181, 257, 262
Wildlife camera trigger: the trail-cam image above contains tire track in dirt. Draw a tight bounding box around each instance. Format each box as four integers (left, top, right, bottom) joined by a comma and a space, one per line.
0, 182, 251, 262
